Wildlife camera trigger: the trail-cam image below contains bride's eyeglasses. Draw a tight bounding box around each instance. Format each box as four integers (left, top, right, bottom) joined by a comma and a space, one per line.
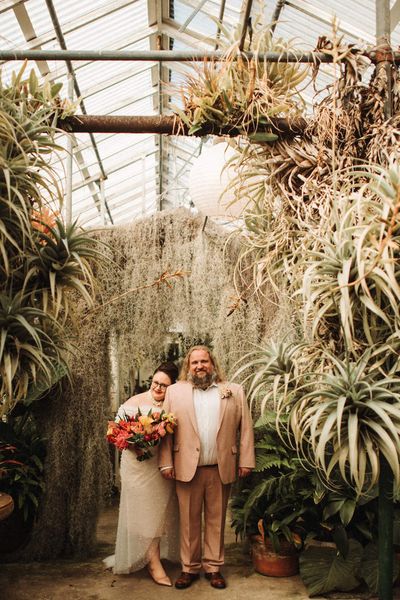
151, 380, 169, 390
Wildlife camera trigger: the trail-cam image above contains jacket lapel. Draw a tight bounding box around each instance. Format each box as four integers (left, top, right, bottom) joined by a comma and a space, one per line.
184, 382, 200, 436
217, 383, 228, 433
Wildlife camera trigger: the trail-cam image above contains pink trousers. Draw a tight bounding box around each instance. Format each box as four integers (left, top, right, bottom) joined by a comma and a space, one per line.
175, 465, 231, 574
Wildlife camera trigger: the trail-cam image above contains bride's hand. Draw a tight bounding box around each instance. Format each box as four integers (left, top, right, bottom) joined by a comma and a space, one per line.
161, 467, 175, 480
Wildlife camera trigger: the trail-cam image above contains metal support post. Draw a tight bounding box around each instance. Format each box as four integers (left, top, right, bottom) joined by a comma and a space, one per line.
99, 179, 106, 226
65, 75, 73, 225
376, 1, 394, 599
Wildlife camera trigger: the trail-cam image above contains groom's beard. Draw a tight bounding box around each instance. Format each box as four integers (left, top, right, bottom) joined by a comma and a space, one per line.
188, 371, 217, 390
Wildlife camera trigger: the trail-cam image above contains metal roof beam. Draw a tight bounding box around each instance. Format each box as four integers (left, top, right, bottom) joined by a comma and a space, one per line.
23, 28, 159, 86
391, 0, 400, 32
44, 0, 113, 224
147, 0, 172, 209
81, 64, 153, 100
271, 0, 286, 34
238, 0, 254, 51
72, 149, 158, 192
0, 1, 27, 15
285, 0, 376, 44
61, 113, 306, 136
215, 0, 227, 50
180, 0, 240, 19
179, 0, 208, 32
71, 135, 105, 210
0, 48, 338, 62
162, 19, 216, 47
12, 3, 50, 76
10, 0, 140, 50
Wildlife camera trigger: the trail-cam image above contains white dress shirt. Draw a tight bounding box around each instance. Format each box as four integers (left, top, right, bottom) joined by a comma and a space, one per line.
193, 383, 220, 466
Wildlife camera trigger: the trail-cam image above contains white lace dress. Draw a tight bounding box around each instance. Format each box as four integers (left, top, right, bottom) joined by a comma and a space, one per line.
104, 399, 180, 574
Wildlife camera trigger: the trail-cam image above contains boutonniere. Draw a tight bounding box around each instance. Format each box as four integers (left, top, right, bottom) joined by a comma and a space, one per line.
220, 386, 233, 400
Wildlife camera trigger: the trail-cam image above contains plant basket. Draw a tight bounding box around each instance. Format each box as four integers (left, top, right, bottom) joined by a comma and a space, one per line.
250, 534, 299, 577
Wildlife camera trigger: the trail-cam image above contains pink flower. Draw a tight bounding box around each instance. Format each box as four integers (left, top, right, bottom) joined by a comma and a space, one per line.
156, 423, 167, 437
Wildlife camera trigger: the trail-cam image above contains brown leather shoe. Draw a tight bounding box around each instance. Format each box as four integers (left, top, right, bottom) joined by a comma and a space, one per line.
205, 571, 227, 589
174, 572, 199, 589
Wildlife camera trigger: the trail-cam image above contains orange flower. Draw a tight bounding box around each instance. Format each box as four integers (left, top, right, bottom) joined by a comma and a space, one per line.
138, 415, 154, 434
31, 205, 60, 241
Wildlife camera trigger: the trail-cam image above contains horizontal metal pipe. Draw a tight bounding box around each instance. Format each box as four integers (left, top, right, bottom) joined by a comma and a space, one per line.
60, 114, 307, 136
0, 48, 336, 62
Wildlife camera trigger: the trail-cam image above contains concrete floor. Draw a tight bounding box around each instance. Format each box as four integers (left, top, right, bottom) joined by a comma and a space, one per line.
0, 502, 395, 600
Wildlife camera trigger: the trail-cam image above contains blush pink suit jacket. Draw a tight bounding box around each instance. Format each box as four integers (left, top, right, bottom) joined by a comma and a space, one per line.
159, 380, 255, 483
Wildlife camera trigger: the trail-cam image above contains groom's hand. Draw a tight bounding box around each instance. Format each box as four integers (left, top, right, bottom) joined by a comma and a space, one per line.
238, 467, 252, 478
161, 467, 175, 480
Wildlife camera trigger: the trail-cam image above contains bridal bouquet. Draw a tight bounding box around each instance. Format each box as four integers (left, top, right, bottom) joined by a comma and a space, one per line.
106, 408, 177, 461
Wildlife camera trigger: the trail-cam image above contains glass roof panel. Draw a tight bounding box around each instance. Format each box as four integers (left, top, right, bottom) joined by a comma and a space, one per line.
0, 0, 396, 228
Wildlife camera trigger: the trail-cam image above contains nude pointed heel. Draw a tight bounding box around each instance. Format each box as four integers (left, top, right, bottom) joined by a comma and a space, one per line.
147, 563, 172, 587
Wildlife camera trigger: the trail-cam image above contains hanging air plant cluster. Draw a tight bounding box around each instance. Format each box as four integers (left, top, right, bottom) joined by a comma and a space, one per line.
172, 19, 308, 140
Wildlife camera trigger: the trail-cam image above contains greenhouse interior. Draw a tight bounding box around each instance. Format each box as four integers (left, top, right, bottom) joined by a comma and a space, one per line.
2, 0, 400, 599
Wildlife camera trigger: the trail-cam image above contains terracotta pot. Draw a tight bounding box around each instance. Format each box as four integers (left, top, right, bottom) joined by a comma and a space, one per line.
250, 534, 299, 577
0, 493, 14, 522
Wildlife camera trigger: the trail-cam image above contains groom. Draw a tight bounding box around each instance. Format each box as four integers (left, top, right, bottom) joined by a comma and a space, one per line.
159, 345, 255, 589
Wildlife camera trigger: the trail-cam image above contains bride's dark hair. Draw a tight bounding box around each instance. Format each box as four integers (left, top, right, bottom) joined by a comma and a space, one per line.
154, 361, 179, 384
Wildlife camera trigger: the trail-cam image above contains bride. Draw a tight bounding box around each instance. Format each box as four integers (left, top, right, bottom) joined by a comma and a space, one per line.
104, 362, 179, 586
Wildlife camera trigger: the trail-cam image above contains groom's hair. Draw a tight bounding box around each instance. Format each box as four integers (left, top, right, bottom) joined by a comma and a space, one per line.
179, 345, 225, 383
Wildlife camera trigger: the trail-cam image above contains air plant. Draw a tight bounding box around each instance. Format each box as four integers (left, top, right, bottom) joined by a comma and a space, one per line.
235, 156, 400, 498
172, 20, 308, 139
0, 64, 101, 417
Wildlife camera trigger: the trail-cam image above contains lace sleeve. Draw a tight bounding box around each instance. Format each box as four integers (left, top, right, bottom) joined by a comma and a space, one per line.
115, 406, 127, 422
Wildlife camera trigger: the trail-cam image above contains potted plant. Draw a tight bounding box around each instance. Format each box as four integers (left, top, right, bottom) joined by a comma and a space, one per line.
231, 410, 319, 577
250, 516, 302, 577
0, 411, 46, 553
235, 341, 400, 594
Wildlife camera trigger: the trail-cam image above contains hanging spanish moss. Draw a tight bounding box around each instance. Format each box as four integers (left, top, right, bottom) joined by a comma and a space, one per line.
19, 207, 274, 559
88, 208, 275, 371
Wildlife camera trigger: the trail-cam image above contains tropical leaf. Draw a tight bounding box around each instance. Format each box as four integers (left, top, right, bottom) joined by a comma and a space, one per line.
358, 543, 399, 594
299, 539, 363, 596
